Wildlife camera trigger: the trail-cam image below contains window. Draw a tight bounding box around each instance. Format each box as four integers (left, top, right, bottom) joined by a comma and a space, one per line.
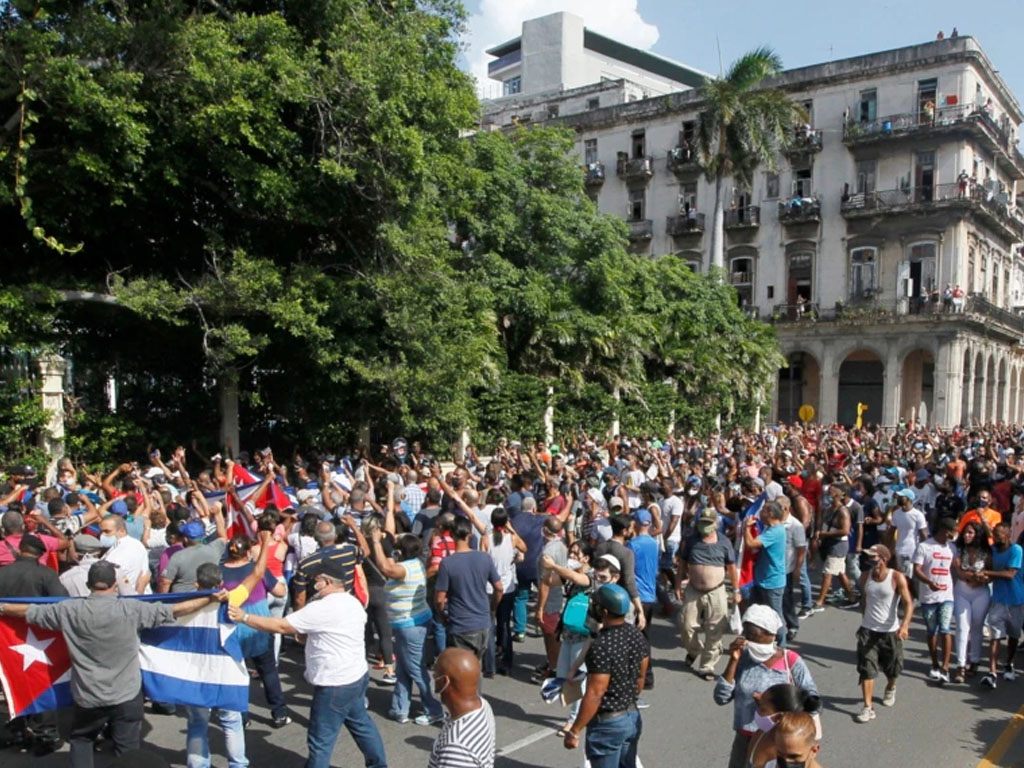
679, 182, 697, 213
856, 160, 876, 194
907, 242, 938, 301
915, 151, 935, 202
584, 139, 598, 166
587, 97, 600, 111
800, 100, 814, 126
793, 168, 813, 198
765, 172, 780, 199
788, 252, 814, 303
681, 120, 696, 144
730, 255, 755, 307
850, 248, 877, 299
918, 78, 938, 123
1005, 268, 1011, 307
503, 76, 521, 96
678, 252, 701, 273
968, 248, 976, 293
767, 285, 775, 300
981, 254, 988, 296
547, 105, 559, 119
859, 89, 877, 123
628, 189, 645, 221
631, 130, 646, 159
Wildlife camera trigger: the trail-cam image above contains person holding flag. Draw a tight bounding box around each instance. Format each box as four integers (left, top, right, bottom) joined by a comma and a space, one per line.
0, 562, 224, 768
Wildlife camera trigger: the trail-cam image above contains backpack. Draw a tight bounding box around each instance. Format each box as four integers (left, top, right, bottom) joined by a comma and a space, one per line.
561, 589, 591, 636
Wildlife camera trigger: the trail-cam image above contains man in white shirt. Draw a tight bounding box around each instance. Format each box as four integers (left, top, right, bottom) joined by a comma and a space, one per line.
230, 574, 387, 768
913, 518, 958, 683
100, 515, 152, 595
891, 488, 928, 583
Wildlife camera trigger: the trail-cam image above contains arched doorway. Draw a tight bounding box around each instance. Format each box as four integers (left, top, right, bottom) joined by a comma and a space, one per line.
961, 349, 972, 426
838, 350, 884, 426
900, 349, 934, 426
777, 352, 821, 423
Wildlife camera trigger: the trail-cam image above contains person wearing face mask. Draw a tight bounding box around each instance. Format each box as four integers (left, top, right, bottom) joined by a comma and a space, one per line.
714, 605, 819, 768
957, 489, 1001, 538
768, 712, 824, 768
854, 544, 913, 723
427, 648, 496, 768
100, 513, 152, 595
889, 488, 928, 585
228, 571, 388, 768
745, 684, 821, 768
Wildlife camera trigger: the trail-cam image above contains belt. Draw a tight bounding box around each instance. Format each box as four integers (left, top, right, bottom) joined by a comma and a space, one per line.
691, 581, 726, 594
594, 706, 637, 722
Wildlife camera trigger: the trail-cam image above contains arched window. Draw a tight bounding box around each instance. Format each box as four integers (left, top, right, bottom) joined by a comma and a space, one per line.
729, 254, 755, 308
849, 247, 877, 300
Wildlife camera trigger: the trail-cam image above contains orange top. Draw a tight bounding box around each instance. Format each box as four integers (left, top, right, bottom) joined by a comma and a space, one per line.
957, 507, 1001, 535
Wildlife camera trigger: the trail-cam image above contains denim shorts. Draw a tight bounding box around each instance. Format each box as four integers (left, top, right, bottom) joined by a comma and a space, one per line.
921, 601, 954, 636
986, 601, 1024, 641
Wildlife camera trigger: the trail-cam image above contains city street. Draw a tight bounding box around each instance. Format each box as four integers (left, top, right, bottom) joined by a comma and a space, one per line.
7, 588, 1024, 768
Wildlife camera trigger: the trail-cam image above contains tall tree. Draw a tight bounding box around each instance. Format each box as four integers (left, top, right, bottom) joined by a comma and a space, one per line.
697, 47, 801, 272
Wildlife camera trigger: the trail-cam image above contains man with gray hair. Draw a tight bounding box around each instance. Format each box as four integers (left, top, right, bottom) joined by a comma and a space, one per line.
291, 517, 364, 609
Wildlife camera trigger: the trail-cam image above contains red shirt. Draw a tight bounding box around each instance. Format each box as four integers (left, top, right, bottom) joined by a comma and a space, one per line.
429, 532, 455, 568
0, 532, 61, 567
543, 495, 567, 517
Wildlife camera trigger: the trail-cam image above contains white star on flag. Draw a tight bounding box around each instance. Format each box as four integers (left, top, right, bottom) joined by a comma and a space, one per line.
11, 629, 55, 671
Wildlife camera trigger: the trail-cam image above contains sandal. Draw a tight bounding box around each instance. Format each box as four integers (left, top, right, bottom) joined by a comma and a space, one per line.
953, 669, 966, 684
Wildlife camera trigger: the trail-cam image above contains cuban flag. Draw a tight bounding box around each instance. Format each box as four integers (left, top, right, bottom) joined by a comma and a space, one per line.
0, 594, 248, 718
737, 492, 768, 591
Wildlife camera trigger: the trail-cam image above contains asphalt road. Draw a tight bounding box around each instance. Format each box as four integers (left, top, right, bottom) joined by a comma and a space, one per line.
7, 583, 1024, 768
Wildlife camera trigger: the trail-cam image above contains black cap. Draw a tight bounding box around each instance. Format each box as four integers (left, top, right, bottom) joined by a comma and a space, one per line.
19, 533, 46, 555
86, 561, 118, 590
7, 465, 35, 476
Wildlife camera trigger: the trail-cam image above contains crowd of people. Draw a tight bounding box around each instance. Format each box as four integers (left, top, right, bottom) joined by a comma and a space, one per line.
2, 420, 1024, 768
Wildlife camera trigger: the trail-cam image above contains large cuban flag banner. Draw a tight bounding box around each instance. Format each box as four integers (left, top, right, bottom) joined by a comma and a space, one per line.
0, 593, 248, 718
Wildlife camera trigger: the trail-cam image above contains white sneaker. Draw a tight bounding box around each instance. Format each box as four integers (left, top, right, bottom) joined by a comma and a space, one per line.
1003, 668, 1018, 681
981, 674, 998, 689
937, 669, 950, 685
855, 706, 876, 723
927, 667, 941, 680
881, 687, 896, 707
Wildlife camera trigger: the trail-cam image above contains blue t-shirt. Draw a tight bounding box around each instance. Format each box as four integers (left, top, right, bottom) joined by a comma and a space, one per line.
628, 533, 659, 603
991, 544, 1024, 606
435, 550, 501, 634
754, 523, 787, 590
511, 513, 546, 583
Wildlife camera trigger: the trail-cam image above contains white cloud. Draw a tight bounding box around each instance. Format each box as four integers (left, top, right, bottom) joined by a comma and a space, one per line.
465, 2, 660, 97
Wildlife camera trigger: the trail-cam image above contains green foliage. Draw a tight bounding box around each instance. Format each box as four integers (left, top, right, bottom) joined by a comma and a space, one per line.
0, 378, 50, 469
64, 411, 145, 469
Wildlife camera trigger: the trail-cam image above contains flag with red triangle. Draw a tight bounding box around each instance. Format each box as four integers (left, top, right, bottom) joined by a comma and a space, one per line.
0, 617, 73, 717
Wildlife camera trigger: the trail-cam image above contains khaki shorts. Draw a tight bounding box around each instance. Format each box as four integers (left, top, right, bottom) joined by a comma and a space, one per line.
823, 555, 846, 576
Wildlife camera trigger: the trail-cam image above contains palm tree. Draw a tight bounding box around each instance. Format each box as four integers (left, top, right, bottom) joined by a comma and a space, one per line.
697, 47, 802, 273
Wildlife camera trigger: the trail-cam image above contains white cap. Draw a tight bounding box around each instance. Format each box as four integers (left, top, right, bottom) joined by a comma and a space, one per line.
742, 604, 784, 635
597, 554, 621, 572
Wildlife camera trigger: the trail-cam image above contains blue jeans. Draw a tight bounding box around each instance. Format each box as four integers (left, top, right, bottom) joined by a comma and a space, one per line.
485, 591, 516, 674
799, 559, 813, 609
430, 614, 447, 663
389, 624, 441, 720
306, 674, 387, 768
513, 579, 535, 635
585, 709, 642, 768
752, 585, 787, 646
185, 707, 247, 768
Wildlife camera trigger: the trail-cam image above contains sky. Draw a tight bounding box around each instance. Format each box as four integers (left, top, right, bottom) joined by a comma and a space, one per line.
462, 0, 1024, 103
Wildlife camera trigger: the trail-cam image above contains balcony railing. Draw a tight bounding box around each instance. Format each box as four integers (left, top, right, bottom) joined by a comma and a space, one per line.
667, 212, 705, 235
724, 206, 760, 229
487, 49, 521, 76
778, 198, 821, 224
617, 156, 654, 182
730, 271, 752, 286
786, 128, 823, 154
627, 219, 653, 241
770, 302, 819, 322
667, 146, 700, 174
841, 182, 1024, 239
583, 162, 605, 186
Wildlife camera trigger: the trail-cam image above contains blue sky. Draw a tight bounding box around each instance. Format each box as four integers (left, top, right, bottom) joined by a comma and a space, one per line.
462, 0, 1024, 105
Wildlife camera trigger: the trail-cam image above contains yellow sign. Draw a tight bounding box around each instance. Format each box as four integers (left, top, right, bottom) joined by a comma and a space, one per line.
798, 404, 815, 423
855, 402, 869, 429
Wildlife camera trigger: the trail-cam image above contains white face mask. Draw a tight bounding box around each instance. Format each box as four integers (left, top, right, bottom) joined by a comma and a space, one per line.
746, 640, 776, 663
567, 558, 581, 571
430, 674, 449, 698
754, 712, 778, 732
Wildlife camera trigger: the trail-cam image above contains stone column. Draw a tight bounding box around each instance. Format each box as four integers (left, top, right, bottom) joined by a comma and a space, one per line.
964, 346, 976, 425
37, 354, 68, 484
1001, 357, 1012, 424
933, 339, 960, 428
819, 347, 839, 424
977, 352, 988, 427
882, 345, 902, 428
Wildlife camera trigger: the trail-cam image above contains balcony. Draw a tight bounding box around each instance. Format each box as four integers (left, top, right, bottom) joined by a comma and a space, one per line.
724, 206, 760, 230
583, 162, 605, 187
617, 155, 654, 183
626, 219, 653, 241
778, 198, 821, 225
730, 271, 752, 286
785, 128, 823, 156
667, 212, 705, 235
843, 103, 1024, 179
770, 302, 819, 322
487, 49, 521, 76
667, 146, 700, 175
841, 182, 1024, 241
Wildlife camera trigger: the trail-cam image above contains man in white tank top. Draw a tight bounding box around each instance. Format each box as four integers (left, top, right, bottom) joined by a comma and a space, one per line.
854, 544, 914, 724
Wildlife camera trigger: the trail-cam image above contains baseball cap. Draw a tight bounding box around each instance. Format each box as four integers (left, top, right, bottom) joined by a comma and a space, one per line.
609, 496, 625, 511
875, 475, 893, 486
182, 521, 206, 540
865, 544, 891, 563
19, 533, 46, 555
297, 489, 318, 503
785, 474, 803, 490
686, 476, 702, 495
696, 508, 718, 531
915, 468, 931, 481
594, 584, 631, 617
633, 508, 652, 526
86, 561, 118, 590
73, 534, 103, 553
895, 488, 916, 501
110, 499, 129, 516
742, 604, 784, 635
596, 554, 621, 572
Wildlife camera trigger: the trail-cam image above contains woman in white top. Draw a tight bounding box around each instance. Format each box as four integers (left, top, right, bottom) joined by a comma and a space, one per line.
484, 506, 525, 676
952, 520, 991, 683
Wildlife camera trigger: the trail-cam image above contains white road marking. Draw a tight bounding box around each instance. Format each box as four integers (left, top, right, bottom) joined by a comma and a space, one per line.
497, 726, 557, 755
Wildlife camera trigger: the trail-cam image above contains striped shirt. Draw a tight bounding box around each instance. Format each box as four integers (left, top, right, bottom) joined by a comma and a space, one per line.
404, 484, 426, 516
386, 558, 432, 628
292, 542, 361, 598
427, 699, 494, 768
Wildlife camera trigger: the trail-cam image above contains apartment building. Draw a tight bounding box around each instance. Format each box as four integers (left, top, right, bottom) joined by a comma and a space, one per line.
483, 30, 1024, 429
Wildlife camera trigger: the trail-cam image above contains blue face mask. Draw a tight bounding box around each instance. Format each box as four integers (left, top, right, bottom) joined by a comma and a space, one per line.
99, 534, 118, 549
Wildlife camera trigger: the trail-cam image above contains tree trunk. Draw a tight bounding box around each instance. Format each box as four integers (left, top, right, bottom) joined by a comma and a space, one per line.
709, 175, 726, 273
218, 367, 240, 456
